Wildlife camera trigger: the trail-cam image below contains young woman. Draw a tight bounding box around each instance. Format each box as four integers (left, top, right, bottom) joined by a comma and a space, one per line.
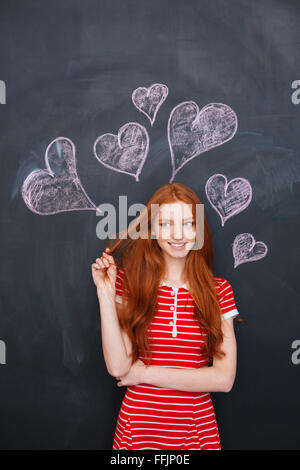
91, 182, 241, 450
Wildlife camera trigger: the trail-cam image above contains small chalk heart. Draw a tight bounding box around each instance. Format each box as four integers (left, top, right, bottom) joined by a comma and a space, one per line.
233, 233, 268, 268
93, 122, 149, 182
132, 83, 168, 126
205, 173, 252, 226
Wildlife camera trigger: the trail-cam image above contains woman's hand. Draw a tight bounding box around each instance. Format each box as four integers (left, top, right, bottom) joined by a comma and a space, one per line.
116, 359, 147, 387
91, 248, 117, 298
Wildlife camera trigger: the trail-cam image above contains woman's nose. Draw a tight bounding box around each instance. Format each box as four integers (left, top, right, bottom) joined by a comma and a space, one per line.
172, 224, 183, 239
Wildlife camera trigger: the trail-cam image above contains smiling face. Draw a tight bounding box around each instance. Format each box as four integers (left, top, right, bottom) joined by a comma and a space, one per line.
152, 201, 197, 258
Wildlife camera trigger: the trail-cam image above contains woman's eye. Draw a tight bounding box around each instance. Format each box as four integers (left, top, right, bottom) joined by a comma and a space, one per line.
184, 221, 194, 227
160, 221, 194, 227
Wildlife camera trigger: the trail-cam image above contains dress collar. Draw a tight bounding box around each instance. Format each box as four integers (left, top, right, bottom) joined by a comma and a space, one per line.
160, 280, 188, 290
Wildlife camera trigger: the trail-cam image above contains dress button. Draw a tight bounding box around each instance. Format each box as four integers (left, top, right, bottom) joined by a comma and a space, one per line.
169, 321, 173, 325
170, 306, 174, 310
171, 291, 175, 295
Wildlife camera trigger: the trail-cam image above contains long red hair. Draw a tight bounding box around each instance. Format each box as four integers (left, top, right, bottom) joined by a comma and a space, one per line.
105, 182, 236, 366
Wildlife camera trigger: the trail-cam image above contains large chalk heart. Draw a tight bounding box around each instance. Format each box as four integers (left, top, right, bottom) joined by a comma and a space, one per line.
168, 102, 238, 182
233, 233, 268, 268
93, 122, 149, 182
132, 83, 168, 126
22, 137, 97, 215
205, 174, 252, 226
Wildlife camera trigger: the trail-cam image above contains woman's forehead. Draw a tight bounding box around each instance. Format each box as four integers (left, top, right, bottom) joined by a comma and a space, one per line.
158, 202, 193, 218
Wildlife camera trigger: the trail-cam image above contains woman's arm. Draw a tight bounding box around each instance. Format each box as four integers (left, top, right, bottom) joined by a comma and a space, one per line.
98, 288, 132, 377
140, 316, 237, 393
92, 250, 133, 377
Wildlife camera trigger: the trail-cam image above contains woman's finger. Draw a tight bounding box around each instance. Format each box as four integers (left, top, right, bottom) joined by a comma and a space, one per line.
102, 254, 116, 269
103, 252, 113, 260
96, 258, 105, 268
100, 257, 109, 267
103, 249, 114, 259
102, 251, 115, 264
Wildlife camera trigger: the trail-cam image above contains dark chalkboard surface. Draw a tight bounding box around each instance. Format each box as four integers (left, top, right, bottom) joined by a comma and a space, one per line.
1, 0, 300, 450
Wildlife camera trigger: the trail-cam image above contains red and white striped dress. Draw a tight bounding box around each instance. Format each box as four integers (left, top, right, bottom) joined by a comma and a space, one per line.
112, 268, 239, 450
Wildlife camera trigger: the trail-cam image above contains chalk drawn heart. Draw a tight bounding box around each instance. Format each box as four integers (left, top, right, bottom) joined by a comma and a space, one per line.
93, 122, 149, 182
168, 102, 238, 182
132, 83, 168, 126
22, 137, 97, 215
233, 233, 268, 268
205, 174, 252, 226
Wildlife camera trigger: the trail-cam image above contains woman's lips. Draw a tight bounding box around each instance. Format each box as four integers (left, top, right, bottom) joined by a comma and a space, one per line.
168, 242, 186, 250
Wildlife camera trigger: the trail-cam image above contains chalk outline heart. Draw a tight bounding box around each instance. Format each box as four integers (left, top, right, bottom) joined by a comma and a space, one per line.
93, 122, 149, 182
168, 101, 238, 182
22, 136, 97, 215
132, 83, 168, 126
205, 173, 252, 226
232, 233, 268, 268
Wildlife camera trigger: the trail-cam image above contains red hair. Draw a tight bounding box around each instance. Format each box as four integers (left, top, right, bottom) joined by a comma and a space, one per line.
105, 182, 238, 366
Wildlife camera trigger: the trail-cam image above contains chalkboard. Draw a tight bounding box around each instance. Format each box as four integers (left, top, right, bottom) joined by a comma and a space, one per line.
1, 0, 300, 450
